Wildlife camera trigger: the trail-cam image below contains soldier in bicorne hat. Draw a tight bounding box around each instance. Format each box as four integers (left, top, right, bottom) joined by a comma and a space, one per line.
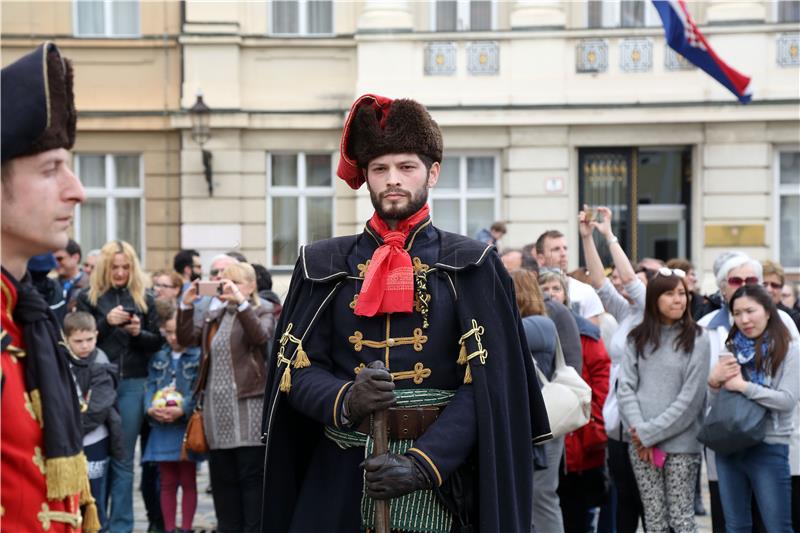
1, 42, 99, 532
259, 94, 551, 533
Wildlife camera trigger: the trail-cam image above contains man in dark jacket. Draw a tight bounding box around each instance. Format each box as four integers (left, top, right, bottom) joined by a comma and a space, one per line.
260, 94, 550, 533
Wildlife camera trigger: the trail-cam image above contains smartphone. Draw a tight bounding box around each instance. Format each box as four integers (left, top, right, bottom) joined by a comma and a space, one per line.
652, 447, 667, 468
719, 352, 735, 362
197, 281, 222, 297
121, 306, 137, 316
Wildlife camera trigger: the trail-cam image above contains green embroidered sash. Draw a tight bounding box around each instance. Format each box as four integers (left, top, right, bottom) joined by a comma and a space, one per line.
324, 388, 455, 533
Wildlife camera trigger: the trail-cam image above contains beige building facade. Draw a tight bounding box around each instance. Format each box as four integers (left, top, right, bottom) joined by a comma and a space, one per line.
2, 1, 799, 290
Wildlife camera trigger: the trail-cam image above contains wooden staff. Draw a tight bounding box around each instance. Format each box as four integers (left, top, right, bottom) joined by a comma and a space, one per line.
373, 409, 391, 533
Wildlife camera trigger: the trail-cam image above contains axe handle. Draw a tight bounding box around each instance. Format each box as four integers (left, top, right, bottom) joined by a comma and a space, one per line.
372, 409, 391, 533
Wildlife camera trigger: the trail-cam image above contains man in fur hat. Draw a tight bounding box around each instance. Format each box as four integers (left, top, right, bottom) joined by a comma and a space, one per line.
260, 94, 550, 533
1, 43, 98, 532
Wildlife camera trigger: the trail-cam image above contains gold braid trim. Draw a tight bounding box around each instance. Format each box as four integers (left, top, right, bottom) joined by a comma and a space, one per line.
348, 328, 428, 352
457, 319, 488, 384
37, 503, 82, 530
44, 452, 87, 500
29, 389, 44, 427
275, 323, 309, 393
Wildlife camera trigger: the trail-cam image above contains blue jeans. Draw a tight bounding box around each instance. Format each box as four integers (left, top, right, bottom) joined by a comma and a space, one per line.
108, 377, 146, 533
715, 442, 792, 533
85, 437, 110, 532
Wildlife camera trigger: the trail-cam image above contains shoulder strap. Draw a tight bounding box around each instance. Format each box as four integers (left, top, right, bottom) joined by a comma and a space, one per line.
553, 331, 566, 371
193, 320, 220, 406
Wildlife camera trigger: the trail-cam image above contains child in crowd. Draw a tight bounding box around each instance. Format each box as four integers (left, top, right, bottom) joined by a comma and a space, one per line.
64, 311, 124, 532
142, 301, 202, 533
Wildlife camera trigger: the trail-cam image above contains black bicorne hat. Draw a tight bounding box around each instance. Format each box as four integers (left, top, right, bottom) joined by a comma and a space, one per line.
1, 42, 76, 163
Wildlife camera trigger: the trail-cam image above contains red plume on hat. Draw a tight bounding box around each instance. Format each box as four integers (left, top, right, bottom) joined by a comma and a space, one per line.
337, 94, 443, 190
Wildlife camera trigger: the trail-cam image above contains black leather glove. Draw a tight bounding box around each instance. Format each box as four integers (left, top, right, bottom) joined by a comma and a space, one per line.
344, 360, 396, 426
362, 453, 432, 500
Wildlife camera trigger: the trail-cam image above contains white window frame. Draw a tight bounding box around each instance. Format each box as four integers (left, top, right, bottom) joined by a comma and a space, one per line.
73, 153, 146, 261
774, 146, 800, 273
429, 0, 497, 32
269, 0, 335, 36
588, 0, 660, 28
429, 153, 500, 237
73, 0, 141, 38
266, 152, 336, 269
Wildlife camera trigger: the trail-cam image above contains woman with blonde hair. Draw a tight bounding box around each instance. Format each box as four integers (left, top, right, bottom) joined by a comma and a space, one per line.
76, 239, 163, 532
177, 261, 276, 533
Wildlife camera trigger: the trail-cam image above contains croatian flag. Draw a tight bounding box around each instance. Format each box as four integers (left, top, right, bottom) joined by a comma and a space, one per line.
653, 0, 752, 103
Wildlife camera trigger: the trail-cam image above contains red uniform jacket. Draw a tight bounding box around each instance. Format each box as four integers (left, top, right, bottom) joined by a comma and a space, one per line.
1, 271, 81, 532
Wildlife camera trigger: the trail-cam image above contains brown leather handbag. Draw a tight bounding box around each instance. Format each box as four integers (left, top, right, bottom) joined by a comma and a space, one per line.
181, 322, 217, 459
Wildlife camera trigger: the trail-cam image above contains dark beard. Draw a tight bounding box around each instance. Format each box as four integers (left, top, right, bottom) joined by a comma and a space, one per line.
368, 181, 429, 223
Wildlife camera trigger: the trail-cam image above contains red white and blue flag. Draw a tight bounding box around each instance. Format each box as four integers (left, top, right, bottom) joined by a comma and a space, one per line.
653, 0, 752, 103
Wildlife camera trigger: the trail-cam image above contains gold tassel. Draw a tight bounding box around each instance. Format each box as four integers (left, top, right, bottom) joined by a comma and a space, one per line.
80, 458, 100, 533
457, 343, 467, 365
279, 365, 292, 393
45, 453, 87, 500
293, 347, 310, 369
463, 363, 472, 384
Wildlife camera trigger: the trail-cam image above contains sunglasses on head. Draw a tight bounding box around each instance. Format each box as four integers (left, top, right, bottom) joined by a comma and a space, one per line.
727, 276, 759, 288
763, 281, 783, 290
655, 267, 686, 278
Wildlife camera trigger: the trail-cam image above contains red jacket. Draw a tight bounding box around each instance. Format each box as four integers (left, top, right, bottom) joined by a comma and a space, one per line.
565, 334, 610, 473
1, 271, 81, 532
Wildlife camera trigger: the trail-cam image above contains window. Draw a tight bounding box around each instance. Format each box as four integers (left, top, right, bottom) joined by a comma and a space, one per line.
778, 151, 800, 270
430, 155, 499, 238
271, 0, 333, 35
74, 0, 140, 37
267, 153, 334, 267
579, 147, 691, 265
74, 154, 144, 258
587, 0, 659, 28
432, 0, 493, 32
777, 0, 800, 22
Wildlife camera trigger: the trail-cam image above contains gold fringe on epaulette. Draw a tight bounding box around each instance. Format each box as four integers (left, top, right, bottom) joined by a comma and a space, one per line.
44, 453, 87, 500
293, 346, 310, 369
279, 365, 292, 393
80, 461, 100, 533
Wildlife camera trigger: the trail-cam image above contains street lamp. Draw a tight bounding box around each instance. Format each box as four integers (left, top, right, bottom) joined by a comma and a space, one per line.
189, 91, 213, 195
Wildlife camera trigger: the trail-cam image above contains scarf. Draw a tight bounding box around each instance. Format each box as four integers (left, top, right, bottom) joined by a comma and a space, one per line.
732, 330, 771, 387
354, 205, 430, 317
13, 280, 87, 498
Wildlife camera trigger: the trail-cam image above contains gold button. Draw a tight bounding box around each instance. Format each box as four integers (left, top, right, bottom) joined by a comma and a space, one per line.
387, 338, 396, 347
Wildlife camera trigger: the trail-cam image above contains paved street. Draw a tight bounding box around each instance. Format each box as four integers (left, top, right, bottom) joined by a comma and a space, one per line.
130, 439, 713, 533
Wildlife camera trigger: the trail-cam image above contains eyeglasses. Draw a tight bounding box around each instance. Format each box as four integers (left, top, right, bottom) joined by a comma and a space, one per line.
210, 268, 221, 277
153, 283, 176, 290
763, 281, 782, 290
727, 276, 759, 288
655, 267, 686, 278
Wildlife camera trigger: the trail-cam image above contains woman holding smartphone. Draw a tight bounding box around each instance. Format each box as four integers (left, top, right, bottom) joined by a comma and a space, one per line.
617, 268, 710, 533
76, 240, 163, 532
177, 262, 276, 533
708, 284, 798, 533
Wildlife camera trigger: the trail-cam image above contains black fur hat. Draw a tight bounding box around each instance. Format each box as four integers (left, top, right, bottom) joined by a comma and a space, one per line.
338, 94, 442, 189
1, 42, 76, 163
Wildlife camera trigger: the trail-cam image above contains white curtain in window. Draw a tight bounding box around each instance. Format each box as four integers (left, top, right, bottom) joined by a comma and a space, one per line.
114, 155, 140, 187
466, 199, 493, 240
116, 198, 142, 256
467, 157, 494, 188
306, 154, 332, 187
76, 0, 104, 35
432, 199, 460, 233
779, 0, 800, 23
271, 155, 298, 186
80, 198, 107, 252
112, 0, 140, 36
307, 197, 333, 243
272, 197, 299, 265
273, 1, 299, 33
621, 0, 645, 27
308, 0, 333, 34
78, 155, 106, 187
